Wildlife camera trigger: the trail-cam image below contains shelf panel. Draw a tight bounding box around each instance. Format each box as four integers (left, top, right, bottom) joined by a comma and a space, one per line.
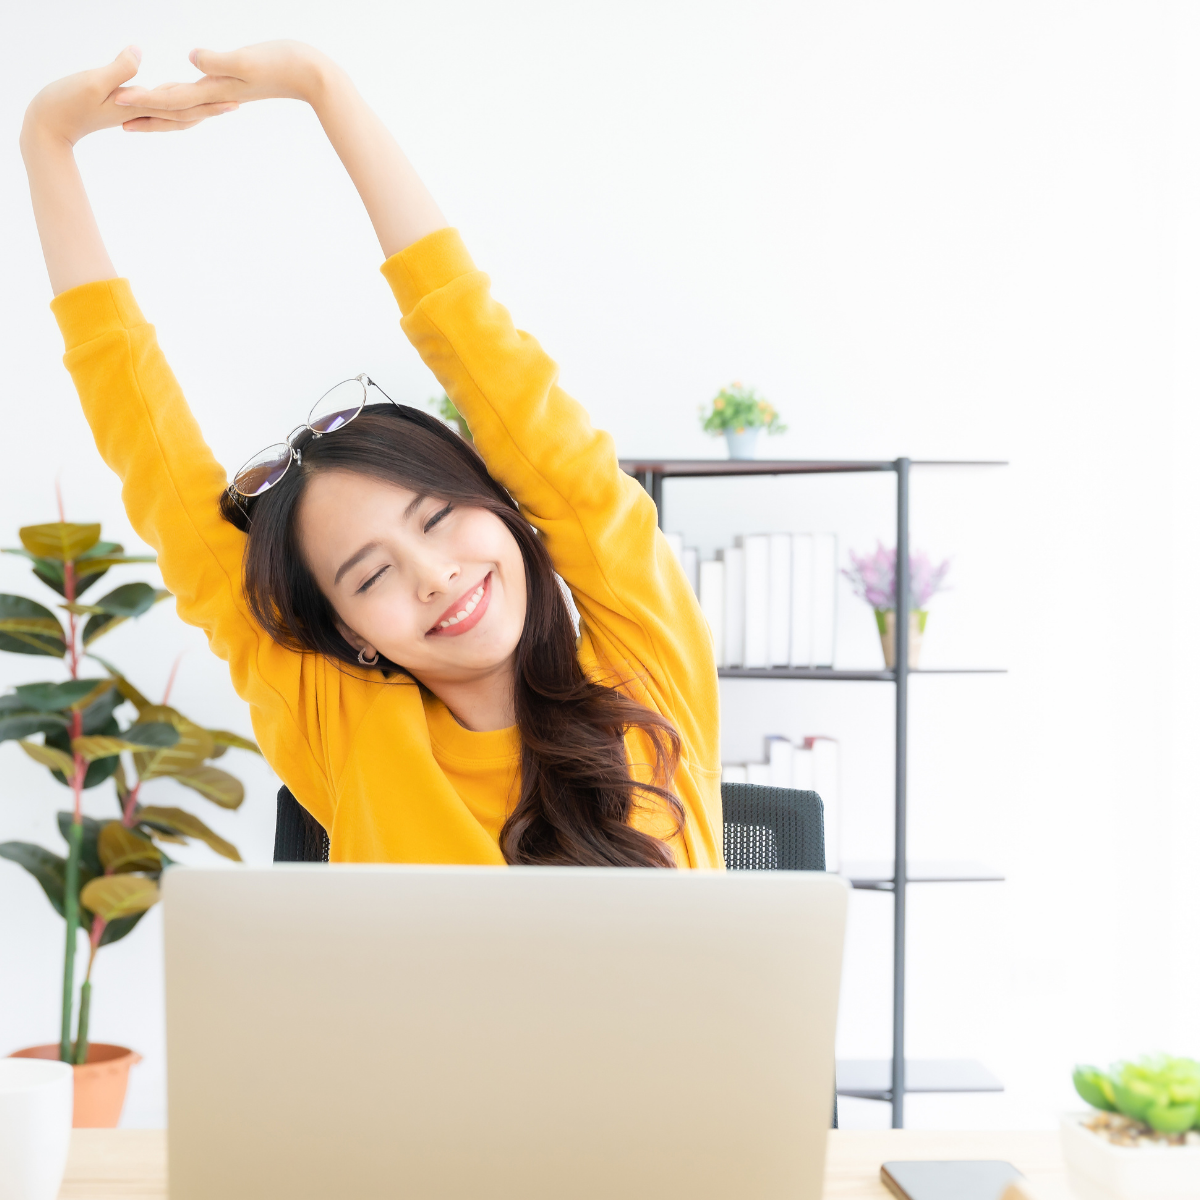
619, 458, 1008, 478
717, 667, 1007, 680
621, 459, 896, 477
841, 860, 1005, 889
836, 1058, 1003, 1099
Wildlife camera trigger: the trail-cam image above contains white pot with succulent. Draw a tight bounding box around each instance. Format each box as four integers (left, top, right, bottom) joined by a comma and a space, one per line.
1063, 1058, 1200, 1200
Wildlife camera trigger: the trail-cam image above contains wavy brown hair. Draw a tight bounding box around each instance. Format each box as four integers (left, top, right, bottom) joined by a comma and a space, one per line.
219, 402, 685, 867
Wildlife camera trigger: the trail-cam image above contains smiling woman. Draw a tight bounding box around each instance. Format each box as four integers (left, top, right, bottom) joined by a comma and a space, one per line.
20, 40, 724, 868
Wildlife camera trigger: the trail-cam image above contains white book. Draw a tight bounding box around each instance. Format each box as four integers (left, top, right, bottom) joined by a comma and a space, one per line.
791, 744, 815, 791
739, 534, 770, 669
698, 560, 725, 665
766, 736, 792, 788
812, 533, 838, 667
664, 532, 684, 564
718, 547, 745, 667
806, 736, 840, 871
746, 763, 772, 787
721, 764, 748, 785
682, 547, 699, 595
789, 533, 814, 668
768, 533, 792, 667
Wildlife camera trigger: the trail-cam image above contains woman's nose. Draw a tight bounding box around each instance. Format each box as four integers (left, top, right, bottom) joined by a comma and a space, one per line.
413, 553, 460, 604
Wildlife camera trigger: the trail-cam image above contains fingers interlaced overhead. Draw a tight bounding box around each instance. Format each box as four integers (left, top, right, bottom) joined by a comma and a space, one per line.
123, 116, 205, 134
121, 101, 239, 132
115, 77, 234, 111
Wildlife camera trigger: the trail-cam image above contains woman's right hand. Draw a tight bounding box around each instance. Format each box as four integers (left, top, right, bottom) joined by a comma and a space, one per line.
21, 46, 237, 150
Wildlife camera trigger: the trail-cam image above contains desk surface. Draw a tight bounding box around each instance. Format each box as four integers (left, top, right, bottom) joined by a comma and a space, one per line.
59, 1128, 1072, 1198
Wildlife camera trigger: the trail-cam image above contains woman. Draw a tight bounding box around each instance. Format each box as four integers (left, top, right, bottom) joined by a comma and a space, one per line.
20, 43, 722, 868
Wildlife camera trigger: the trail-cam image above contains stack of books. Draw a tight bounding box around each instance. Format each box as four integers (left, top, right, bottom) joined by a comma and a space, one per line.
721, 736, 840, 870
666, 532, 839, 668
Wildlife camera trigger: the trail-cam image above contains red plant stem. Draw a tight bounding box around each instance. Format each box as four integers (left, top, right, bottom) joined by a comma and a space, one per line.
89, 915, 106, 957
70, 711, 84, 823
64, 559, 79, 679
161, 651, 185, 706
121, 779, 142, 828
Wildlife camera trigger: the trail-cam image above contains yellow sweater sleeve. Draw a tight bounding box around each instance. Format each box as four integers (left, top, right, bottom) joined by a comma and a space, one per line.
48, 280, 335, 828
381, 230, 722, 786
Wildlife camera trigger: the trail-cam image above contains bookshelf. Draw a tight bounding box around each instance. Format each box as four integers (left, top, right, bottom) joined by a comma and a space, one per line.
619, 455, 1007, 1128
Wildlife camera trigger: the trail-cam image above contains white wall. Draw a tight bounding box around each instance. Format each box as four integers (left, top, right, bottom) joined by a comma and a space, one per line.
1, 0, 1196, 1130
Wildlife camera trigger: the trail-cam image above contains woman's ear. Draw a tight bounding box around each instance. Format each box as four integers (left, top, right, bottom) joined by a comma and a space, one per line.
334, 617, 376, 661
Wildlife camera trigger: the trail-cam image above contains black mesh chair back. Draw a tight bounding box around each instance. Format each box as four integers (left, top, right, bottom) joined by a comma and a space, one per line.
721, 783, 826, 871
273, 786, 329, 863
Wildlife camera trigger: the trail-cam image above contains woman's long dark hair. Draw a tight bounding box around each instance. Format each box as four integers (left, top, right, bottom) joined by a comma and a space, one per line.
219, 403, 685, 867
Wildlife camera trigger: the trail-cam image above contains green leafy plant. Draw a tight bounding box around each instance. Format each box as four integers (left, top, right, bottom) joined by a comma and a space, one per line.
699, 383, 786, 437
0, 517, 259, 1066
428, 393, 473, 442
1074, 1056, 1200, 1133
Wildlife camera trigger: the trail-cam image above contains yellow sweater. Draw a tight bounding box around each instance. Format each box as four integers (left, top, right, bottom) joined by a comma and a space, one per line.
50, 228, 723, 868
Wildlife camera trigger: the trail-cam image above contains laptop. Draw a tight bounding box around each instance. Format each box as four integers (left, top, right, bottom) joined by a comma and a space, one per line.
163, 865, 848, 1199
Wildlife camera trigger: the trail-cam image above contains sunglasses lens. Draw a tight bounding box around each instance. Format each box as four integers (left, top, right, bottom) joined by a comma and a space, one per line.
309, 379, 368, 434
233, 445, 292, 497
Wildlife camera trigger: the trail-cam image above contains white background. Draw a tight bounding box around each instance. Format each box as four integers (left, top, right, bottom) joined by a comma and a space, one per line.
1, 0, 1197, 1130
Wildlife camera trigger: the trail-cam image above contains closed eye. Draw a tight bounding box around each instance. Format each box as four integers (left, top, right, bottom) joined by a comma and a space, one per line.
356, 565, 389, 594
423, 502, 453, 533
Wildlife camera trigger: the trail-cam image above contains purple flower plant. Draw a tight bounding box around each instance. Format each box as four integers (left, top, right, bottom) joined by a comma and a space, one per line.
843, 542, 951, 611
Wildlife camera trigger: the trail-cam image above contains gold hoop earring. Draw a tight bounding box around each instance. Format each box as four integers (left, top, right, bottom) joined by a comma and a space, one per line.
357, 647, 380, 667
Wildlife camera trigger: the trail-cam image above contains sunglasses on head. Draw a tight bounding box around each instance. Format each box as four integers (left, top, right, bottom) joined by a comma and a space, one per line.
228, 374, 399, 500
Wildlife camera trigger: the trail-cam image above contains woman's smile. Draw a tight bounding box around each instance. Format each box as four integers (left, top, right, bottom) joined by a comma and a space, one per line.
428, 572, 491, 637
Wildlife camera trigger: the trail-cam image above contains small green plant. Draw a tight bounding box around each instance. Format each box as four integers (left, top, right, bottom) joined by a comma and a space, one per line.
1074, 1056, 1200, 1133
699, 383, 786, 437
428, 393, 472, 442
0, 515, 259, 1066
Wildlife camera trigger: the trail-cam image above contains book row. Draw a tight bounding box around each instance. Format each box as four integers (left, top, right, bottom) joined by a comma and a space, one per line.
720, 735, 841, 870
666, 532, 839, 669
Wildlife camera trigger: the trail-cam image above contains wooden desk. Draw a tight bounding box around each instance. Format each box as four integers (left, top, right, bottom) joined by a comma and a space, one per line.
59, 1128, 1072, 1198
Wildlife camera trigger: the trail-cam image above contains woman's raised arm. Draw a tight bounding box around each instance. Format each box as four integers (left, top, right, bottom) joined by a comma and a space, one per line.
21, 46, 236, 295
20, 49, 337, 827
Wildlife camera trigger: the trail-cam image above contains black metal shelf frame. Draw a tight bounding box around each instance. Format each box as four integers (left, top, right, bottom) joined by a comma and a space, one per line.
621, 456, 1007, 1127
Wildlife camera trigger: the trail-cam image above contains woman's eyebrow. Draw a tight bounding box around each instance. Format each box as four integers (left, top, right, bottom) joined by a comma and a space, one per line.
334, 541, 382, 586
404, 492, 428, 520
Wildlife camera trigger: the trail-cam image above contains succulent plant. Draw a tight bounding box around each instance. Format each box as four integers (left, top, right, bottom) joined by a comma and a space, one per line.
1074, 1056, 1200, 1133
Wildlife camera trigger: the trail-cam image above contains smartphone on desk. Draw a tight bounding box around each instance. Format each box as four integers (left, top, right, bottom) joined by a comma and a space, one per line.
881, 1160, 1024, 1200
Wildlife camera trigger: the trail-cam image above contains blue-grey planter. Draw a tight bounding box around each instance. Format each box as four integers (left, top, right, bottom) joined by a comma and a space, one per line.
724, 428, 761, 460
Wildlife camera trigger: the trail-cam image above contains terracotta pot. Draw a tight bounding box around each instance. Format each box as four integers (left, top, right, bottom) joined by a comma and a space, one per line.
875, 609, 928, 669
9, 1043, 141, 1128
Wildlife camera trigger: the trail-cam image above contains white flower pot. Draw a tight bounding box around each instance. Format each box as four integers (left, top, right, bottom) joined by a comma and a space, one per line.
1061, 1113, 1200, 1200
724, 428, 760, 460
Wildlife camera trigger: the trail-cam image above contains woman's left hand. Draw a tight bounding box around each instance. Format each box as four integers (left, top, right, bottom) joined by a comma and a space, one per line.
115, 41, 335, 129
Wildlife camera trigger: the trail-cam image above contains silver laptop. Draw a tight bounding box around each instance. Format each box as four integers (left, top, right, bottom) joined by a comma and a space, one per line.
163, 865, 848, 1199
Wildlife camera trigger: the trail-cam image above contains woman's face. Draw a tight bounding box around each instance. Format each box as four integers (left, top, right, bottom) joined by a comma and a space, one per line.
295, 469, 527, 684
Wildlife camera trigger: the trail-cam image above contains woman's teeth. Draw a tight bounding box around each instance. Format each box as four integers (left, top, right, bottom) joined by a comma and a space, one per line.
439, 582, 486, 628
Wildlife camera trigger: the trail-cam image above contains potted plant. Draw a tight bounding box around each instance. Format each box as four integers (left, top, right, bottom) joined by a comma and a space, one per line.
699, 383, 786, 460
1063, 1057, 1200, 1199
843, 542, 951, 668
0, 516, 259, 1127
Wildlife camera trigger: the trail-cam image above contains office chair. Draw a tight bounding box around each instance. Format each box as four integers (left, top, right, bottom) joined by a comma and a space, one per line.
273, 786, 329, 863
